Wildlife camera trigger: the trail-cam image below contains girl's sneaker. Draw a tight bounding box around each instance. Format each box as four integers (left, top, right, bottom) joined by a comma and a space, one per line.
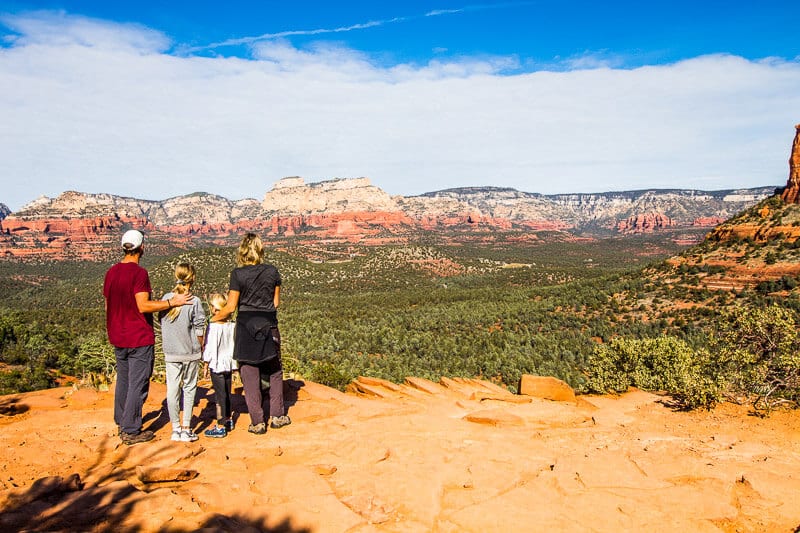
204, 425, 227, 438
225, 419, 235, 432
170, 429, 182, 442
180, 429, 199, 442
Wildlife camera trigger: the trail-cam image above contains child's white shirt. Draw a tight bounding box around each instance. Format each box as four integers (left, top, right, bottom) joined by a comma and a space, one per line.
202, 322, 237, 373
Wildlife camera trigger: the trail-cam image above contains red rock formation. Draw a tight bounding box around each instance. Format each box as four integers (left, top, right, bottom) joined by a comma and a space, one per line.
0, 216, 153, 260
780, 124, 800, 203
0, 177, 776, 259
692, 216, 726, 227
616, 213, 674, 233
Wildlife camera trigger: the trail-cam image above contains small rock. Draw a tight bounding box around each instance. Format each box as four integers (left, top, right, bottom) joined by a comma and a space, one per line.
135, 467, 199, 484
313, 464, 337, 476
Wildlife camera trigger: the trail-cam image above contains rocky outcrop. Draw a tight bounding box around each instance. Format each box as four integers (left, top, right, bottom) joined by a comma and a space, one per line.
263, 177, 402, 214
692, 216, 726, 227
616, 213, 675, 233
0, 215, 151, 260
405, 187, 773, 232
780, 124, 800, 204
518, 375, 577, 403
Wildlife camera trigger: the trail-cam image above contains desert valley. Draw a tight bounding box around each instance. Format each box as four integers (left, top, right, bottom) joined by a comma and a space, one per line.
0, 126, 799, 532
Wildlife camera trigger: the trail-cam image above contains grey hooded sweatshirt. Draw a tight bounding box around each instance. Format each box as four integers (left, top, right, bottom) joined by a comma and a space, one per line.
160, 292, 206, 362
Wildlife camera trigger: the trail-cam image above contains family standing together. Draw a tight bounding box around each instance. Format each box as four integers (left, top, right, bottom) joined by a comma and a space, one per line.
103, 229, 290, 445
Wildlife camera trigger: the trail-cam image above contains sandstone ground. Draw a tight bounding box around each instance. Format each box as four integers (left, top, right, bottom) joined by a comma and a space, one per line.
1, 377, 798, 532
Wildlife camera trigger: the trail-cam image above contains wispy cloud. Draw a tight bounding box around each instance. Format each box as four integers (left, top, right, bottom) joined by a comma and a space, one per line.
0, 10, 170, 53
185, 18, 400, 53
426, 2, 535, 18
425, 8, 465, 16
187, 3, 535, 54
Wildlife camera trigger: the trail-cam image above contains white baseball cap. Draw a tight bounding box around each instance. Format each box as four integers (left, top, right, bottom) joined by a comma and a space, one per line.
121, 229, 144, 249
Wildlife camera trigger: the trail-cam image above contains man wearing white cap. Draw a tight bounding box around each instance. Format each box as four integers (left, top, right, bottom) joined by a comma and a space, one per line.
103, 229, 193, 445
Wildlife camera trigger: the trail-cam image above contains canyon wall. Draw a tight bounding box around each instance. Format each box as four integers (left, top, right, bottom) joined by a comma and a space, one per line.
0, 179, 776, 260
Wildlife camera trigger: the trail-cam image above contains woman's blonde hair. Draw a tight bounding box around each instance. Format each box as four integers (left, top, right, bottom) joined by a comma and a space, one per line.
165, 262, 195, 321
237, 232, 263, 267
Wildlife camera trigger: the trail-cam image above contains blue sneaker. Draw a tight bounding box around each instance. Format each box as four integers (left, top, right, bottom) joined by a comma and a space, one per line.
204, 425, 227, 438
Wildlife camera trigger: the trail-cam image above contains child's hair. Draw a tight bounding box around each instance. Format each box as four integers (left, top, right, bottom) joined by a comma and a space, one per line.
165, 263, 195, 322
208, 292, 227, 314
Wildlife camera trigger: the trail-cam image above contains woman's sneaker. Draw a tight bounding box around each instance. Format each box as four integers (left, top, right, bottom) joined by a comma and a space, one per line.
180, 429, 199, 442
248, 422, 267, 435
204, 425, 227, 438
270, 415, 291, 429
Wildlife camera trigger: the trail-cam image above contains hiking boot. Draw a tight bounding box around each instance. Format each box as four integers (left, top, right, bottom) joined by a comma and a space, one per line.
121, 430, 155, 446
270, 415, 291, 429
248, 422, 267, 435
180, 429, 199, 442
204, 425, 227, 438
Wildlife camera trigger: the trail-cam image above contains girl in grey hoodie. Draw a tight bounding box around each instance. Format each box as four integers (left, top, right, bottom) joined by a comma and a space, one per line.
160, 263, 206, 442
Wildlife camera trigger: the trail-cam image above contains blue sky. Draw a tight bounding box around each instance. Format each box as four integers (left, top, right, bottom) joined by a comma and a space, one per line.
0, 1, 798, 210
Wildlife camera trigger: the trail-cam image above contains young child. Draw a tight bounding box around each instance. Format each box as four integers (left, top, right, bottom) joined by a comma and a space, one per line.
160, 263, 206, 442
202, 292, 237, 438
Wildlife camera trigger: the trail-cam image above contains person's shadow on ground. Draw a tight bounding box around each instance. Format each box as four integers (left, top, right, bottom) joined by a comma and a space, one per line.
145, 378, 306, 435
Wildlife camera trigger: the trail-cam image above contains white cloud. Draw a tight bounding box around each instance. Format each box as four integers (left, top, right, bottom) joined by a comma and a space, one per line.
0, 11, 798, 212
0, 10, 170, 53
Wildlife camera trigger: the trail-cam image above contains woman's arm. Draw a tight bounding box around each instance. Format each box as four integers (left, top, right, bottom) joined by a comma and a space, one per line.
274, 285, 280, 308
211, 290, 240, 323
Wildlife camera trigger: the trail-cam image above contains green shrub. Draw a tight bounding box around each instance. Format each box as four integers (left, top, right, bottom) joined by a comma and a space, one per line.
711, 305, 800, 414
305, 361, 353, 391
586, 336, 723, 409
65, 334, 116, 378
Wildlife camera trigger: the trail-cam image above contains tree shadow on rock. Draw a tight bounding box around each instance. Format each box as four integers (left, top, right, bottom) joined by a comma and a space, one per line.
192, 513, 312, 533
0, 397, 29, 416
0, 436, 312, 533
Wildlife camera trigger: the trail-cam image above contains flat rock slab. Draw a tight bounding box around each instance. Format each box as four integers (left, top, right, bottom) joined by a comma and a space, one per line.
463, 409, 525, 426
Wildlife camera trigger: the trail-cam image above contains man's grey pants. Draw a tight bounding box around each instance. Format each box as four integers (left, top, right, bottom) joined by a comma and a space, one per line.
114, 345, 154, 434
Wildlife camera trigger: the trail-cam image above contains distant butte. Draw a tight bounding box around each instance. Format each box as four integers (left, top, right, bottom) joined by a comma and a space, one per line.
780, 124, 800, 204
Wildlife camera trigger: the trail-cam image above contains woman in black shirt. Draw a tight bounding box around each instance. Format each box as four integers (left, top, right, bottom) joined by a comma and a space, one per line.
212, 233, 291, 434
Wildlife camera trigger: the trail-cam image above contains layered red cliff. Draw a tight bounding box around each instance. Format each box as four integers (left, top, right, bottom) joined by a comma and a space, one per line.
0, 169, 780, 260
616, 213, 674, 234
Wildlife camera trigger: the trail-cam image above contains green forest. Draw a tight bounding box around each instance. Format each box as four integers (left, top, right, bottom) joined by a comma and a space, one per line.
1, 221, 799, 413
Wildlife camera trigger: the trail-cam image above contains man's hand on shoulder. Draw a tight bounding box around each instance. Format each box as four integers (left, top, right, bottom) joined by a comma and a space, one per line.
171, 293, 194, 307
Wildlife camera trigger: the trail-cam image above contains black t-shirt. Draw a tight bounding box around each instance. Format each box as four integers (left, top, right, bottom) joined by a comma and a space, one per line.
229, 264, 282, 313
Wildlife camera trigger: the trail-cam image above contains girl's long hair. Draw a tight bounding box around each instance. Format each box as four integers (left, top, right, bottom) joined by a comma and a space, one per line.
237, 232, 263, 267
166, 262, 195, 322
